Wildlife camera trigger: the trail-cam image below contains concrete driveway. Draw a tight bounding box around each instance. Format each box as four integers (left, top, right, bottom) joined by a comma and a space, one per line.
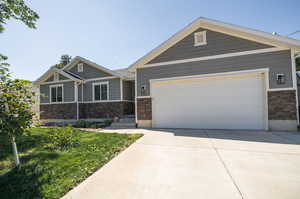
62, 129, 300, 199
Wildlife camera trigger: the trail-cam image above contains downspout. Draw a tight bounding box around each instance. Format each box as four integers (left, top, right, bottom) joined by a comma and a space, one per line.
75, 82, 79, 121
292, 50, 299, 125
81, 82, 84, 120
77, 81, 84, 121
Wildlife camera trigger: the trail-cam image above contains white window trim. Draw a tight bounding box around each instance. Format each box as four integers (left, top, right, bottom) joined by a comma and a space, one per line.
49, 84, 64, 103
194, 31, 207, 46
92, 81, 110, 102
78, 63, 84, 72
53, 73, 59, 81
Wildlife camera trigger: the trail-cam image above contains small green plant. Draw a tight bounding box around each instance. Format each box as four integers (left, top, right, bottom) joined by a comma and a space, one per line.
47, 126, 80, 150
33, 120, 44, 127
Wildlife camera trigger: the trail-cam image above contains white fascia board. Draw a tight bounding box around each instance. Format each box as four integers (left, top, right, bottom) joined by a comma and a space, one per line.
34, 67, 58, 85
63, 56, 126, 79
61, 57, 81, 71
52, 68, 82, 83
34, 67, 82, 86
143, 47, 284, 68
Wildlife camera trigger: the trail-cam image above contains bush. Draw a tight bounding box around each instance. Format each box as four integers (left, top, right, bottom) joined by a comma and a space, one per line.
72, 120, 113, 128
103, 120, 113, 127
47, 126, 80, 150
73, 120, 91, 128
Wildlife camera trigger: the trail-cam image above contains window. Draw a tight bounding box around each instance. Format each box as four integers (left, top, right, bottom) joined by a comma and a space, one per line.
54, 73, 59, 81
78, 63, 83, 72
93, 82, 109, 101
50, 84, 63, 103
194, 31, 207, 46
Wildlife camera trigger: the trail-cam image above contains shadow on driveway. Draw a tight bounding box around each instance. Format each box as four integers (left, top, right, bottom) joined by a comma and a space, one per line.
145, 128, 300, 145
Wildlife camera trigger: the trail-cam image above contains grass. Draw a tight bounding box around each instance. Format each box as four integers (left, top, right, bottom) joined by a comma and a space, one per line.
0, 128, 142, 199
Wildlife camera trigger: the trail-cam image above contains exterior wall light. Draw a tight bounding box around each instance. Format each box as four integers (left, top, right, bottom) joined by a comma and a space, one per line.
276, 73, 285, 85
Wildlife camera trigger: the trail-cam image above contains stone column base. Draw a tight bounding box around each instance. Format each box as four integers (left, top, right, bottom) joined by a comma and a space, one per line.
269, 120, 298, 131
137, 120, 152, 128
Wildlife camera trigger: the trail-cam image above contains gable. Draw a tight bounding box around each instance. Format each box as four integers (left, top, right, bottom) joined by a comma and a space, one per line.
45, 73, 70, 82
68, 62, 112, 79
129, 17, 300, 71
148, 28, 273, 64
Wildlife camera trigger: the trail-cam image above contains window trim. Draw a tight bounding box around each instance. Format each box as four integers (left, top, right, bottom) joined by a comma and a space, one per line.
92, 81, 110, 102
78, 63, 84, 72
49, 84, 64, 103
194, 31, 207, 46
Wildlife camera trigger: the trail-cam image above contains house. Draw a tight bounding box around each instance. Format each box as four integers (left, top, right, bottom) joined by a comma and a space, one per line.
35, 56, 135, 121
34, 17, 300, 131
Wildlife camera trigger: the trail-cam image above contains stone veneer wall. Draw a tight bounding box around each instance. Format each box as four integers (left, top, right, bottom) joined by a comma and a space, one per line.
268, 90, 297, 120
40, 101, 134, 120
137, 98, 152, 120
122, 101, 135, 115
40, 103, 77, 120
79, 101, 134, 119
137, 98, 152, 128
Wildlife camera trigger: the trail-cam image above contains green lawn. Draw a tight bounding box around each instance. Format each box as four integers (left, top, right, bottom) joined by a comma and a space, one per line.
0, 128, 142, 199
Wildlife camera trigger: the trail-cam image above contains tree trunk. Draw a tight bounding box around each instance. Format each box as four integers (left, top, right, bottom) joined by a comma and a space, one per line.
11, 136, 20, 167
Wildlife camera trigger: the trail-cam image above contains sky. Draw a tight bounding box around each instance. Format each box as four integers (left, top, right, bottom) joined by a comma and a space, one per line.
1, 0, 300, 81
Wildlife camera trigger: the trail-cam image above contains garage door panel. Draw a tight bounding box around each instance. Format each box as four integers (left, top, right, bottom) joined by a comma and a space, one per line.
151, 73, 266, 130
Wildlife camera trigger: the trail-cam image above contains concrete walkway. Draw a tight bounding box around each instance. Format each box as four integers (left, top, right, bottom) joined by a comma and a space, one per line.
62, 129, 300, 199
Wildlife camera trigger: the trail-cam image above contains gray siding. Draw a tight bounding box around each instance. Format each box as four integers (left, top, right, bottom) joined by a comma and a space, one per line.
78, 78, 121, 101
40, 81, 75, 103
45, 75, 54, 82
123, 80, 135, 101
59, 74, 68, 80
137, 50, 293, 96
148, 28, 272, 64
69, 62, 111, 79
45, 74, 69, 82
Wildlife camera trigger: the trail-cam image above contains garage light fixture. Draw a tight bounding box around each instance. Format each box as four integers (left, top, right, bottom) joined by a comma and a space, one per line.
276, 73, 285, 84
141, 85, 146, 95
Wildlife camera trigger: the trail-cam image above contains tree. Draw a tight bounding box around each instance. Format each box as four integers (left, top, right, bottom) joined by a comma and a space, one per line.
54, 54, 72, 69
0, 0, 39, 168
0, 60, 35, 167
0, 0, 39, 65
0, 0, 39, 33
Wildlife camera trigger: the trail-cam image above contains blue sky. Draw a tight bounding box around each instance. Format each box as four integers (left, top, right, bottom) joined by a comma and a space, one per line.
1, 0, 300, 81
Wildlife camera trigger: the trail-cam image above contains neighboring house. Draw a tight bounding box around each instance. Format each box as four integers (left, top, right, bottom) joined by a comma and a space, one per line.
35, 17, 300, 131
34, 56, 135, 121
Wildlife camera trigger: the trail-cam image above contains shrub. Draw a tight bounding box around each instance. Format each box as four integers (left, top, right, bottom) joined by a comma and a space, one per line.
47, 126, 80, 150
103, 120, 113, 127
72, 120, 113, 129
73, 120, 91, 128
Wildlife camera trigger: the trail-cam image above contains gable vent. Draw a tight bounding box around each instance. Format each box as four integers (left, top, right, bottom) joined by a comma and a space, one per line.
78, 63, 84, 72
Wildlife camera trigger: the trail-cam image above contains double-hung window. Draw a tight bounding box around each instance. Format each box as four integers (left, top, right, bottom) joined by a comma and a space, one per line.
93, 82, 109, 101
50, 84, 63, 103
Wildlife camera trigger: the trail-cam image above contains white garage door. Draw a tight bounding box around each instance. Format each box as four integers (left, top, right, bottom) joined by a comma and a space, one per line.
151, 72, 267, 130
